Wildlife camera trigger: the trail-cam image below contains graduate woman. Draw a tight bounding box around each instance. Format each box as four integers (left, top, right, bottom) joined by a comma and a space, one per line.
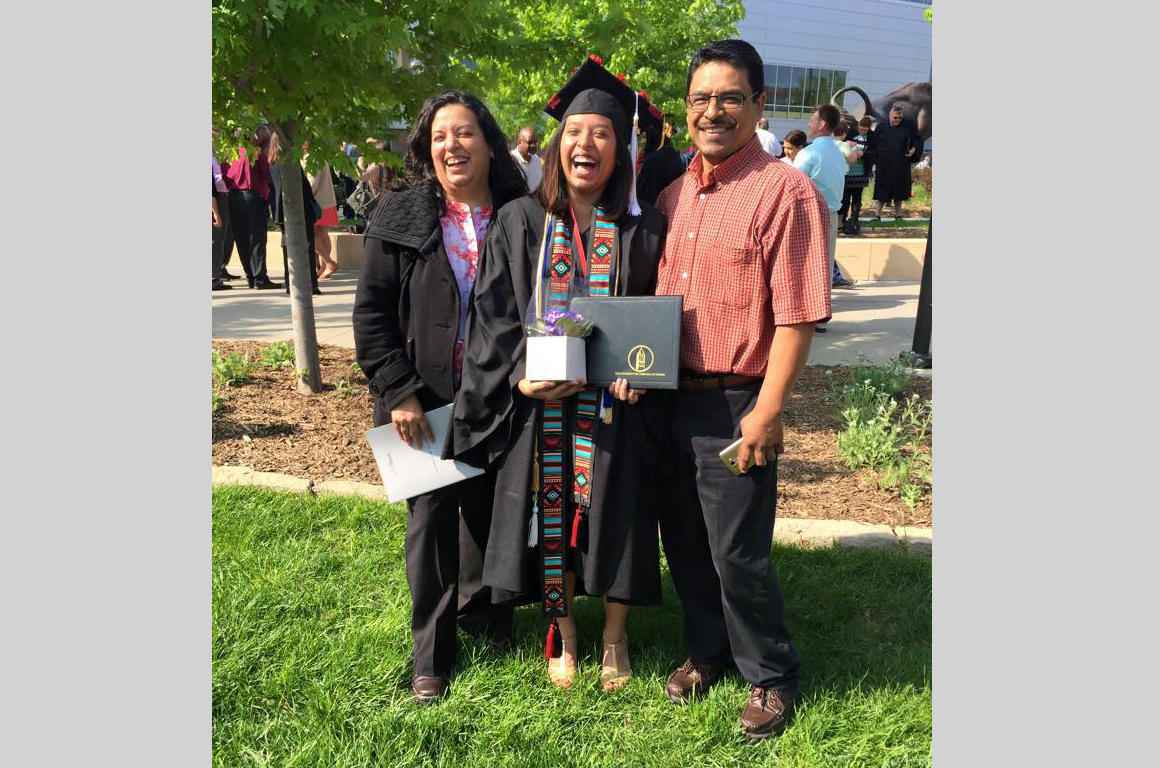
452, 58, 666, 691
352, 91, 527, 704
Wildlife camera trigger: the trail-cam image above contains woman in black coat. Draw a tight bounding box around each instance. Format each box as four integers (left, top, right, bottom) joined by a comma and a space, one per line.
352, 91, 527, 704
452, 63, 666, 692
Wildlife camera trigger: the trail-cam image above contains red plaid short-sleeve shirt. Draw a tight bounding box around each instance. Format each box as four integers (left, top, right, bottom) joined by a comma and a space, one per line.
656, 135, 831, 376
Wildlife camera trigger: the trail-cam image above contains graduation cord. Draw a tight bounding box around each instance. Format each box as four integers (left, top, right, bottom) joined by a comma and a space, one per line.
530, 209, 619, 622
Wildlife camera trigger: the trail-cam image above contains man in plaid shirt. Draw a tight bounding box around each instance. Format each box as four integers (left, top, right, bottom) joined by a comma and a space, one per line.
646, 39, 831, 741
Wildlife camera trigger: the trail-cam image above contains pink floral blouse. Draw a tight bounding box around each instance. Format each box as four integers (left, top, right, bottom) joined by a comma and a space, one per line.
439, 201, 492, 381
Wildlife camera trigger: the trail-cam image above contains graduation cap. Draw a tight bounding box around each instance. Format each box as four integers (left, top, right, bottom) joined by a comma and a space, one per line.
545, 55, 664, 215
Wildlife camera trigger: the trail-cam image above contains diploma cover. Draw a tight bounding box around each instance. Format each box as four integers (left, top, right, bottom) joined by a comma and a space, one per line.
569, 295, 682, 389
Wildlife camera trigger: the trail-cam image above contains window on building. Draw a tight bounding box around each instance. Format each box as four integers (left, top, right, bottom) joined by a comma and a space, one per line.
763, 63, 848, 119
817, 70, 833, 109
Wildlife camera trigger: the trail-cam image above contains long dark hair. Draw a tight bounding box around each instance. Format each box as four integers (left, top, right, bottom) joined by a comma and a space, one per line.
783, 129, 808, 149
402, 90, 528, 211
536, 118, 633, 221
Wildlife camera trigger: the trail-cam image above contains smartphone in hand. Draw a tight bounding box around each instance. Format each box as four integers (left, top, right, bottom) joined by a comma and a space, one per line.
718, 437, 745, 476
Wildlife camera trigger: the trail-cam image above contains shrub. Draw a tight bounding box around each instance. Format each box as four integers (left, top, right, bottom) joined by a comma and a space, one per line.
838, 396, 903, 470
849, 357, 909, 398
212, 351, 255, 387
259, 340, 295, 369
836, 384, 933, 510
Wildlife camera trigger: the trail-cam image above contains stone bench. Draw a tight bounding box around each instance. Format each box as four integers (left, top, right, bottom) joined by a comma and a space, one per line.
265, 230, 366, 269
836, 237, 927, 282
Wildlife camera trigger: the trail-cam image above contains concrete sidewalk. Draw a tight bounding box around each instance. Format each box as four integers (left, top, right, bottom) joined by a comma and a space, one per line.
212, 261, 921, 367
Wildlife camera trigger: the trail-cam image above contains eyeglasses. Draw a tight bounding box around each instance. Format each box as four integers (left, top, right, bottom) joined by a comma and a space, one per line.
685, 91, 756, 112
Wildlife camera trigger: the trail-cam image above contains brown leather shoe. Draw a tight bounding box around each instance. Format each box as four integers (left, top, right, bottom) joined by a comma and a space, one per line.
410, 675, 449, 704
739, 685, 797, 741
665, 658, 722, 703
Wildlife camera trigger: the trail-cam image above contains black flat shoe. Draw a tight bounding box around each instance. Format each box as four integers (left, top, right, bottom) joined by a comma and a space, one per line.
255, 280, 283, 290
219, 270, 241, 280
212, 281, 233, 291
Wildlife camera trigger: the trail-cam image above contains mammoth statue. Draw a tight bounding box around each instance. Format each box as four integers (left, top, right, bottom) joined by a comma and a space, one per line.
831, 81, 931, 140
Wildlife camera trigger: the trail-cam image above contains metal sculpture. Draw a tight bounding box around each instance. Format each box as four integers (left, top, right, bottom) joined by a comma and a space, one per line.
831, 82, 931, 140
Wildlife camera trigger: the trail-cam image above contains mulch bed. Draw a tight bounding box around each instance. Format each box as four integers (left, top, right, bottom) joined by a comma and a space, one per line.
212, 340, 932, 528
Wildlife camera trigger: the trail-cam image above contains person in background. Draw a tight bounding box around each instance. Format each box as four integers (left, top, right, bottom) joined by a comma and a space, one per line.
353, 91, 528, 704
755, 116, 782, 158
855, 116, 873, 168
510, 126, 543, 192
838, 116, 872, 236
301, 143, 340, 280
780, 129, 807, 164
211, 177, 231, 291
212, 139, 239, 282
636, 119, 686, 207
267, 133, 321, 296
793, 104, 848, 327
225, 124, 281, 290
869, 104, 922, 219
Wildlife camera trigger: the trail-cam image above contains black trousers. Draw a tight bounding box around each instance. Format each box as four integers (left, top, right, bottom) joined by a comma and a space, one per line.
227, 189, 270, 282
212, 192, 232, 278
406, 471, 512, 677
214, 191, 234, 275
839, 181, 864, 222
651, 384, 800, 689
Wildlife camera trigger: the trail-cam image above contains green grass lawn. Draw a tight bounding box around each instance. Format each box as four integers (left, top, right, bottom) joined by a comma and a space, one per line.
213, 486, 931, 768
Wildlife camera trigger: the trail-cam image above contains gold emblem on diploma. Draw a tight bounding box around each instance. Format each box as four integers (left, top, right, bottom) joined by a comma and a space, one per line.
627, 345, 655, 374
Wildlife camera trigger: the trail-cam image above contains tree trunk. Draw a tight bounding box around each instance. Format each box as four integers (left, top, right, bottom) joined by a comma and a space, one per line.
277, 155, 323, 394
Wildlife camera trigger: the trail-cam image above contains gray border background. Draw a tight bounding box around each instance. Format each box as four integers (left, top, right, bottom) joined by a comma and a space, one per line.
936, 2, 1153, 766
4, 1, 208, 765
3, 2, 1155, 766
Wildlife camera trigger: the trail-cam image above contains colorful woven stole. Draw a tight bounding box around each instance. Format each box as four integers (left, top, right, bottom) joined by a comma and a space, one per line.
534, 207, 619, 617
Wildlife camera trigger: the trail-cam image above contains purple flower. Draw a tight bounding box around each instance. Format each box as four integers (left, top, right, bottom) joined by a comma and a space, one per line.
528, 309, 593, 337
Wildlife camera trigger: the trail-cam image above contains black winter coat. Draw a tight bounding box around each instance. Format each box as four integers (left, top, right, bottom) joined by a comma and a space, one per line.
352, 184, 467, 428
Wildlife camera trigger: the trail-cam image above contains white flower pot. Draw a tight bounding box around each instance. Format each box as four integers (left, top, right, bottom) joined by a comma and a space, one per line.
525, 336, 586, 383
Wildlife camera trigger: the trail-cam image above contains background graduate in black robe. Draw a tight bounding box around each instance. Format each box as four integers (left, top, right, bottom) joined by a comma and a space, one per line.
451, 57, 666, 691
870, 103, 924, 219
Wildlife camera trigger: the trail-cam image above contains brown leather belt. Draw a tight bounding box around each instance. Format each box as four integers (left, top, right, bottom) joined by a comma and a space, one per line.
678, 372, 763, 392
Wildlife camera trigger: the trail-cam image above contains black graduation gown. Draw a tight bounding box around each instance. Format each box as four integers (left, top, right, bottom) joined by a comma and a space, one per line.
450, 195, 666, 609
636, 144, 686, 208
871, 120, 923, 202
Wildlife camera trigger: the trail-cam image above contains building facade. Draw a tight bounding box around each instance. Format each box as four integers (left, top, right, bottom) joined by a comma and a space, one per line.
738, 0, 931, 140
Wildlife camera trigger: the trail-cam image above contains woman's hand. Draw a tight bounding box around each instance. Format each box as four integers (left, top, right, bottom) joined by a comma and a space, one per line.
391, 394, 434, 448
518, 379, 586, 400
608, 377, 644, 405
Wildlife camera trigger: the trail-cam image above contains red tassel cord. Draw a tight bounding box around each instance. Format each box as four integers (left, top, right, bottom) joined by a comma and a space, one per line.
544, 621, 558, 660
569, 509, 583, 549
